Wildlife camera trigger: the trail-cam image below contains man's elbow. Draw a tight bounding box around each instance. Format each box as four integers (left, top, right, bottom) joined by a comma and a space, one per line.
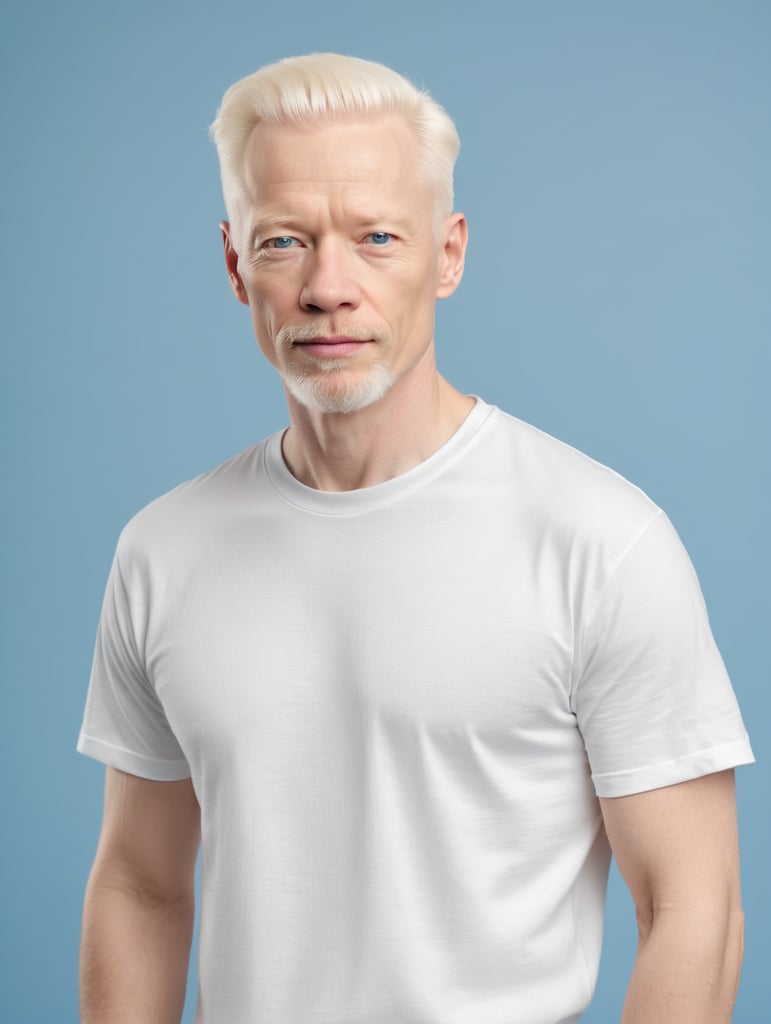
640, 896, 745, 1006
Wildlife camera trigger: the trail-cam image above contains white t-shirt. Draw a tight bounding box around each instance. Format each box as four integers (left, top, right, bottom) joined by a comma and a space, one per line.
78, 398, 754, 1024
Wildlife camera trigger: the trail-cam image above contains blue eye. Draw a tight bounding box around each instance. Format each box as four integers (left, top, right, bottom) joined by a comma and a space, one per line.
368, 232, 392, 245
271, 236, 296, 249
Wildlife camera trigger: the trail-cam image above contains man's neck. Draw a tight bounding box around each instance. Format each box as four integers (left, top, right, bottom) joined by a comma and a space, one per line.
280, 358, 475, 492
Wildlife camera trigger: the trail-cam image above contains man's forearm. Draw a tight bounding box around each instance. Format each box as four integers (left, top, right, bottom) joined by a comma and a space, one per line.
621, 906, 744, 1023
80, 878, 195, 1024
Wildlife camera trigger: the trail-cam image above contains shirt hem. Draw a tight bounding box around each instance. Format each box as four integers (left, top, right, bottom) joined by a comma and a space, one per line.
592, 735, 755, 797
77, 733, 191, 781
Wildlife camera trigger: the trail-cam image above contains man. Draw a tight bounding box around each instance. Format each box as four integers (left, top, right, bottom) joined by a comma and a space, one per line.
78, 54, 754, 1024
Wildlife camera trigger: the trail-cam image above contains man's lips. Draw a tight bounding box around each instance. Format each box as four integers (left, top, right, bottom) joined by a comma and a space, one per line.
293, 336, 373, 358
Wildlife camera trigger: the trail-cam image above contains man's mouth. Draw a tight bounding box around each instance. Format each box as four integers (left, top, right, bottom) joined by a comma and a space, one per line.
293, 336, 373, 358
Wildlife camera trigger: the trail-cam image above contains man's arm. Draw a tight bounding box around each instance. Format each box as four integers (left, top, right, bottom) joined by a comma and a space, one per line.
80, 766, 201, 1024
599, 769, 744, 1024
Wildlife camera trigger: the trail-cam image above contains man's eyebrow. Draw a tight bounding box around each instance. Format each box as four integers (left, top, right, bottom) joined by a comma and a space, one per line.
246, 218, 299, 245
356, 214, 413, 230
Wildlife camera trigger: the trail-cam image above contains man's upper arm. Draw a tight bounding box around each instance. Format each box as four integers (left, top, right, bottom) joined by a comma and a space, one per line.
89, 767, 201, 902
599, 769, 742, 932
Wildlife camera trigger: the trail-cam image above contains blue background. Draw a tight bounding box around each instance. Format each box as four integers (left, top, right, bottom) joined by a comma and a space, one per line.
1, 1, 768, 1020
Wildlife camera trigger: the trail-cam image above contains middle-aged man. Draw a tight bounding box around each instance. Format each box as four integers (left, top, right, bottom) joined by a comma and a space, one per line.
78, 54, 755, 1024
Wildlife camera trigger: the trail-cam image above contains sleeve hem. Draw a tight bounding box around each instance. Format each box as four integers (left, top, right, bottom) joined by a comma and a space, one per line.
592, 735, 755, 798
77, 733, 191, 782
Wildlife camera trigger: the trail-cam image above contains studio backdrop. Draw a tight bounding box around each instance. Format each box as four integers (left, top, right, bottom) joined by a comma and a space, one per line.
1, 1, 768, 1020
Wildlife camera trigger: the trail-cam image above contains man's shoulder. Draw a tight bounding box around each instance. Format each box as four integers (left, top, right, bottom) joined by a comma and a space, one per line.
482, 405, 662, 541
115, 437, 273, 562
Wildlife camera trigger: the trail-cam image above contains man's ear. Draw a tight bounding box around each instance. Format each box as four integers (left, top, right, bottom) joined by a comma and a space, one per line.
220, 221, 249, 305
436, 212, 468, 299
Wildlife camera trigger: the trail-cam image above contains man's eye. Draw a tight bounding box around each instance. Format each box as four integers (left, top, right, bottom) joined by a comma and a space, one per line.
267, 236, 298, 249
367, 232, 393, 246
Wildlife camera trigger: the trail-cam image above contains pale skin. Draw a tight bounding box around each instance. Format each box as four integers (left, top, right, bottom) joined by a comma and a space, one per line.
80, 112, 745, 1022
221, 113, 475, 491
80, 769, 200, 1024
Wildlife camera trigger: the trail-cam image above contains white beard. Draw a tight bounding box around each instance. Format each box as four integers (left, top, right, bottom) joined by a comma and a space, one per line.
282, 361, 394, 414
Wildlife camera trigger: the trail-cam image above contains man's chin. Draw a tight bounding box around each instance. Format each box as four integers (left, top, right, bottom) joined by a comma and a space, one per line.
282, 366, 394, 414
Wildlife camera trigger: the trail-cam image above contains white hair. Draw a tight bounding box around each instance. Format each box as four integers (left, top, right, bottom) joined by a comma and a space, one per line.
209, 53, 460, 236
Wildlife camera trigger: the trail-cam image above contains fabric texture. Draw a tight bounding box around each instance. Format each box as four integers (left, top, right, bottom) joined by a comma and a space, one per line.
78, 398, 754, 1024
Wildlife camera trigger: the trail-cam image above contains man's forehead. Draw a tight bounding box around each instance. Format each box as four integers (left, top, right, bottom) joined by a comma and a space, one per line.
242, 113, 420, 186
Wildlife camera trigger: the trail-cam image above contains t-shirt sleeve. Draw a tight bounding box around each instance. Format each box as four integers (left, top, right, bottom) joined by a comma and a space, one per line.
77, 544, 191, 781
572, 511, 754, 798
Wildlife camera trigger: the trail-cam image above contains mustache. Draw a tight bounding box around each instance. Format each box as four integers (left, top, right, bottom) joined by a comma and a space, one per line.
276, 322, 387, 345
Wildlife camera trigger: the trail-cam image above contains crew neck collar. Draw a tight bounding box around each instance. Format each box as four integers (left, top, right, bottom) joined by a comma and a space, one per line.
263, 397, 494, 516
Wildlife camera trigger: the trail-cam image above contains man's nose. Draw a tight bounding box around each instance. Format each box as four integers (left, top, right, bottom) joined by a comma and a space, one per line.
299, 240, 362, 313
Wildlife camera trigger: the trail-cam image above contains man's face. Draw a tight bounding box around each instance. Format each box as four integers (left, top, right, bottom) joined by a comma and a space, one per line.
221, 114, 465, 414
